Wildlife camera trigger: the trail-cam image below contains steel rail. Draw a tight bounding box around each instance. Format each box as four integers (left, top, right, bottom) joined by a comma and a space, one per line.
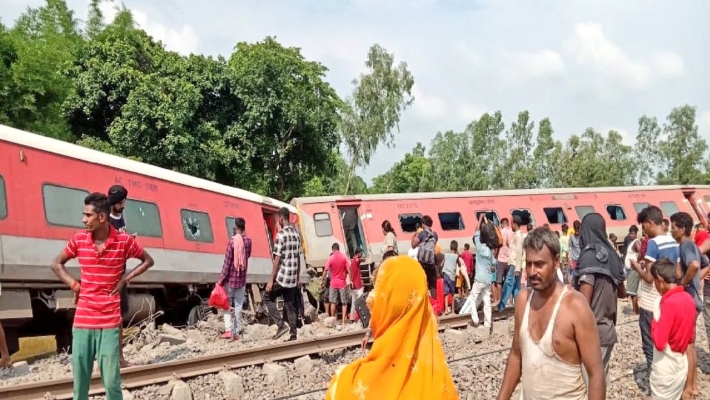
276, 316, 643, 399
1, 309, 513, 400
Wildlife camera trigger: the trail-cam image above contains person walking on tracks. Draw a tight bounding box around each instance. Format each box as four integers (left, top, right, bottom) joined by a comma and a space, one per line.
218, 218, 252, 340
51, 192, 154, 400
265, 207, 303, 341
497, 227, 604, 400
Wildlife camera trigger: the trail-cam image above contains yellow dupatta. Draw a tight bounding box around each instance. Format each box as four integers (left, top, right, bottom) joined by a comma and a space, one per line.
325, 256, 459, 400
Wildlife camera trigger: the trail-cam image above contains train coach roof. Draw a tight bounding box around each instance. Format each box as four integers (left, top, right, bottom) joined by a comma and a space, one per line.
0, 124, 296, 212
291, 185, 710, 204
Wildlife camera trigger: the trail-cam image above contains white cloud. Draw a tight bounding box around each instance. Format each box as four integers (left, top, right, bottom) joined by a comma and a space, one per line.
411, 85, 448, 121
566, 22, 651, 90
99, 1, 198, 55
699, 110, 710, 137
499, 49, 565, 84
650, 51, 684, 77
3, 0, 709, 184
457, 103, 488, 124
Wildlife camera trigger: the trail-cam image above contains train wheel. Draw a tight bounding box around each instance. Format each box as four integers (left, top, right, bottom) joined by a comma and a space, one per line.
186, 303, 211, 328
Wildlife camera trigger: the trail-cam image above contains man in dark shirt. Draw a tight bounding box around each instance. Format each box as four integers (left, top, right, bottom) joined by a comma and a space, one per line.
411, 215, 439, 297
218, 219, 252, 340
107, 185, 131, 368
670, 212, 702, 398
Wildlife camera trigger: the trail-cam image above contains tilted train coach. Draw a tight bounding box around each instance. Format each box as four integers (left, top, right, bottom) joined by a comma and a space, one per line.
0, 124, 308, 353
292, 185, 710, 271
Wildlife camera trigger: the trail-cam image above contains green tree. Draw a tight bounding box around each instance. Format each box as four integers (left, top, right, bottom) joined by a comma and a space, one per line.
557, 128, 635, 188
531, 118, 561, 188
340, 44, 415, 193
228, 37, 342, 200
633, 115, 662, 185
468, 111, 506, 190
501, 111, 536, 189
4, 0, 83, 140
303, 152, 367, 196
656, 105, 707, 185
371, 143, 431, 193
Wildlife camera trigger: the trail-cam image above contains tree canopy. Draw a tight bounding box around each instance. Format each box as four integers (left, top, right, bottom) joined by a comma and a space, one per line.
2, 1, 709, 201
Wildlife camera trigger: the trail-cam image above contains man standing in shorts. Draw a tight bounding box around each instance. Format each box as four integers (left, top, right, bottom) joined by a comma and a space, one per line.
322, 243, 350, 325
497, 227, 604, 400
107, 184, 132, 368
51, 193, 154, 399
670, 212, 702, 398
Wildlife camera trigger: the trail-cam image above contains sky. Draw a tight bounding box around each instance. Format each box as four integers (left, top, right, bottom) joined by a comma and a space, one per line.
4, 0, 710, 183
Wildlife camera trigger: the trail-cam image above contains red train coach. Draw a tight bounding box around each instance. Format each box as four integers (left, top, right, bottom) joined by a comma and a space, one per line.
292, 186, 710, 271
0, 124, 307, 352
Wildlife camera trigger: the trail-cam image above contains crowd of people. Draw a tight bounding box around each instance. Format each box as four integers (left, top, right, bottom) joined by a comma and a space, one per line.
1, 184, 708, 399
329, 205, 706, 400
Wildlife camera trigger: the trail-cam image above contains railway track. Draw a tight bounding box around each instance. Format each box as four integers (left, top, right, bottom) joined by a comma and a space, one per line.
1, 309, 514, 400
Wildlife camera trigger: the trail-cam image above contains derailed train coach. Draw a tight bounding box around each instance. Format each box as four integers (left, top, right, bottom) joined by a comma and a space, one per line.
292, 185, 710, 273
0, 124, 308, 353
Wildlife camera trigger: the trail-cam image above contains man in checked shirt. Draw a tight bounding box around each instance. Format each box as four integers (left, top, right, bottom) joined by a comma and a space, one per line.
217, 217, 252, 340
265, 207, 304, 341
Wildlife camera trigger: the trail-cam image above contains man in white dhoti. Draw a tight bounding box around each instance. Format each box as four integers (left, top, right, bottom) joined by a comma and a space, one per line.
649, 258, 696, 400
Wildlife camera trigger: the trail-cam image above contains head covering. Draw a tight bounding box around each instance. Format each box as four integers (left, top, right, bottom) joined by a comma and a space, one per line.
577, 213, 625, 285
326, 256, 458, 400
107, 185, 128, 206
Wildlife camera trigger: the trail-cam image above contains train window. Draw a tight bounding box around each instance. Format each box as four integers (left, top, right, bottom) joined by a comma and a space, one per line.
314, 213, 333, 237
399, 213, 422, 232
438, 212, 465, 231
0, 175, 6, 220
660, 201, 680, 217
42, 184, 90, 228
606, 204, 628, 221
633, 202, 651, 214
511, 209, 534, 226
180, 209, 214, 243
475, 211, 500, 226
124, 199, 162, 237
542, 207, 567, 224
575, 205, 596, 220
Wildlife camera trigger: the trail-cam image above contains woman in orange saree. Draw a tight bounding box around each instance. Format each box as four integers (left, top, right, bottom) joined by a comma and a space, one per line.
325, 256, 459, 400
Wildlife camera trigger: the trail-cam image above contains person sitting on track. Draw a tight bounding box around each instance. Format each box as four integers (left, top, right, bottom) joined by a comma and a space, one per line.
329, 255, 458, 400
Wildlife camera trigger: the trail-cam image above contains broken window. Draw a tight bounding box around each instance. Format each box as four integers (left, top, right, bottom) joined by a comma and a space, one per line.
180, 209, 214, 243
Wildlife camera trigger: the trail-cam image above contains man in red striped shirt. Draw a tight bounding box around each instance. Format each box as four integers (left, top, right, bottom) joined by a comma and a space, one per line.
51, 193, 154, 400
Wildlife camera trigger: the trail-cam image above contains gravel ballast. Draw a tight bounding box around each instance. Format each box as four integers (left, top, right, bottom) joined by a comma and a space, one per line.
3, 300, 710, 399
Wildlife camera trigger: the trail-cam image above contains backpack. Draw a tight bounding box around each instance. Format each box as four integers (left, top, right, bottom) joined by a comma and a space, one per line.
480, 220, 503, 249
417, 230, 437, 265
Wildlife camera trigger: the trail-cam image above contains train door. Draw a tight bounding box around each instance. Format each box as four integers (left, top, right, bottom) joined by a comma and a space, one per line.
336, 202, 369, 259
682, 189, 709, 226
262, 211, 278, 253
